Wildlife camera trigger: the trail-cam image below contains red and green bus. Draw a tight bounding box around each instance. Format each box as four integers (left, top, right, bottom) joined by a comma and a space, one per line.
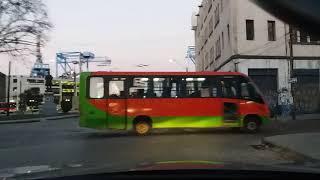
80, 71, 270, 135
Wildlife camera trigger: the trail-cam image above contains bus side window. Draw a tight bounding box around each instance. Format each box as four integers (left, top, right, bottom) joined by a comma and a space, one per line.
185, 78, 200, 97
89, 77, 104, 99
200, 78, 210, 97
109, 80, 125, 98
129, 77, 150, 98
153, 77, 181, 98
241, 83, 250, 99
240, 78, 264, 103
220, 78, 238, 98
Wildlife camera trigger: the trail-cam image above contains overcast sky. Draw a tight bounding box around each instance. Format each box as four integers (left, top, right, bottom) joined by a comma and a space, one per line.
0, 0, 200, 76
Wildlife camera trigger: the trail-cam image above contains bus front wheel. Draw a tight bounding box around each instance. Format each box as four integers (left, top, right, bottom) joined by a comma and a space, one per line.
243, 116, 261, 133
134, 120, 151, 135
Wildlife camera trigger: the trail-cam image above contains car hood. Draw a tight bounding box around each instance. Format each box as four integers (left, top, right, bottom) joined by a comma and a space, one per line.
1, 161, 320, 179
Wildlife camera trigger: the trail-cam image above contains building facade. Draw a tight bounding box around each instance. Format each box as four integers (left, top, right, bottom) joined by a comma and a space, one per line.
52, 79, 79, 105
193, 0, 320, 113
8, 76, 46, 106
5, 75, 79, 110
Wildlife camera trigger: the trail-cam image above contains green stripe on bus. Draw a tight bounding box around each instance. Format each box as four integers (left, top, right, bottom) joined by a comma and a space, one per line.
152, 116, 224, 128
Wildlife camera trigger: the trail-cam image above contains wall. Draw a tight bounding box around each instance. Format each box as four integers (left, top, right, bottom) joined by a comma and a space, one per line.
195, 0, 235, 71
235, 0, 287, 57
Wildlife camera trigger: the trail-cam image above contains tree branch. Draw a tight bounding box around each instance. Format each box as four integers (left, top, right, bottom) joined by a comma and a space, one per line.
0, 0, 52, 56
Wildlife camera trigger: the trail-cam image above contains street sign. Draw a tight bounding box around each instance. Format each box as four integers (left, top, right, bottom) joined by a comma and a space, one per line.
289, 77, 298, 84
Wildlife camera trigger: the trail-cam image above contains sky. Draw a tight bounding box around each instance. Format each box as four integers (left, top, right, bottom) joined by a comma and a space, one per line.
0, 0, 200, 76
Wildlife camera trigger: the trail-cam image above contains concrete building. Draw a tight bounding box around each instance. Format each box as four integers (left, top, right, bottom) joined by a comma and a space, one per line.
8, 76, 46, 106
6, 75, 79, 109
192, 0, 320, 113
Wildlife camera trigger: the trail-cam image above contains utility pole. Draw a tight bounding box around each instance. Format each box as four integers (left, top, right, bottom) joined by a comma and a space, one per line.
289, 25, 296, 120
73, 71, 77, 97
6, 61, 11, 116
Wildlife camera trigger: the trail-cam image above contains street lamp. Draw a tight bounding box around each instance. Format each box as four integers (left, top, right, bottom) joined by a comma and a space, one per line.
72, 61, 79, 97
168, 59, 188, 72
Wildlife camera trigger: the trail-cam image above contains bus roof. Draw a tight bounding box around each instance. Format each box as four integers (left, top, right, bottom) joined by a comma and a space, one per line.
91, 71, 247, 77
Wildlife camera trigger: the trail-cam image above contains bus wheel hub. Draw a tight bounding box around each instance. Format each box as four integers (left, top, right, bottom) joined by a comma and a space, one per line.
136, 123, 149, 134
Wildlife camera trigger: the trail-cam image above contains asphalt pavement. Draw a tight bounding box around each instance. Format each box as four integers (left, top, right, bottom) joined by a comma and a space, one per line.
0, 117, 319, 171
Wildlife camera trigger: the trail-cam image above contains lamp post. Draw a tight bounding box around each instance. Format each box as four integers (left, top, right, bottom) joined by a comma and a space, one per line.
72, 61, 79, 97
6, 61, 11, 116
168, 59, 188, 72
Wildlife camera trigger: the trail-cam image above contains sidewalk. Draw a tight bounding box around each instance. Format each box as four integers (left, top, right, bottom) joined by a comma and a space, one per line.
296, 114, 320, 121
263, 133, 320, 161
0, 113, 79, 125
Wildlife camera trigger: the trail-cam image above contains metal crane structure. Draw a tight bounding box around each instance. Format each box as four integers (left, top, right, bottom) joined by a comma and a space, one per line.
56, 51, 111, 78
186, 46, 196, 65
30, 35, 50, 78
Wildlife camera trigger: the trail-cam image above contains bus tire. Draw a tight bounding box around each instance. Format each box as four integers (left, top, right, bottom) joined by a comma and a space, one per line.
133, 117, 152, 135
243, 116, 261, 133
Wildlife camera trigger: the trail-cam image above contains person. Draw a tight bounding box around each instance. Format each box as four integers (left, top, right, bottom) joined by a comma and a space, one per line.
278, 88, 293, 127
45, 73, 53, 92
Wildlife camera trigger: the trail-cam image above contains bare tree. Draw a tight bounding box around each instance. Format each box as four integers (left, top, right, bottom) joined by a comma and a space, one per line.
0, 0, 52, 56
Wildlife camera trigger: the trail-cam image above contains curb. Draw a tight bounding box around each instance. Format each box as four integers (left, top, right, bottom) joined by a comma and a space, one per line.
0, 114, 79, 125
261, 137, 318, 163
45, 114, 79, 120
0, 118, 40, 124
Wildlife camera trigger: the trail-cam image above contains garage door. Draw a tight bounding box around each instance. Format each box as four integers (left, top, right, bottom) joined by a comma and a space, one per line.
248, 69, 278, 116
293, 69, 320, 114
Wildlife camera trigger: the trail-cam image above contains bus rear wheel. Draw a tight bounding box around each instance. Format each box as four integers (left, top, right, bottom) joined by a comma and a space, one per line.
134, 121, 151, 135
243, 116, 261, 133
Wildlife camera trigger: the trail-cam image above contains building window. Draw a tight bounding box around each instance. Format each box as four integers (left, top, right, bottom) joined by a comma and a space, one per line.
202, 56, 206, 71
13, 87, 17, 92
246, 20, 254, 40
214, 5, 220, 28
292, 28, 320, 44
227, 24, 230, 42
215, 38, 221, 59
222, 32, 224, 49
205, 52, 209, 70
208, 2, 212, 13
268, 21, 276, 41
300, 30, 308, 43
27, 79, 36, 83
37, 80, 44, 84
210, 46, 215, 64
13, 79, 17, 83
209, 16, 214, 37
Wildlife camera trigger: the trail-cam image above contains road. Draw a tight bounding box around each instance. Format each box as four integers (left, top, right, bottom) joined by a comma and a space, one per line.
0, 118, 319, 171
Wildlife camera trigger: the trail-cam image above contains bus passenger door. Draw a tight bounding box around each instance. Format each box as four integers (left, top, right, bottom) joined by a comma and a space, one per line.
219, 77, 241, 126
106, 78, 127, 130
